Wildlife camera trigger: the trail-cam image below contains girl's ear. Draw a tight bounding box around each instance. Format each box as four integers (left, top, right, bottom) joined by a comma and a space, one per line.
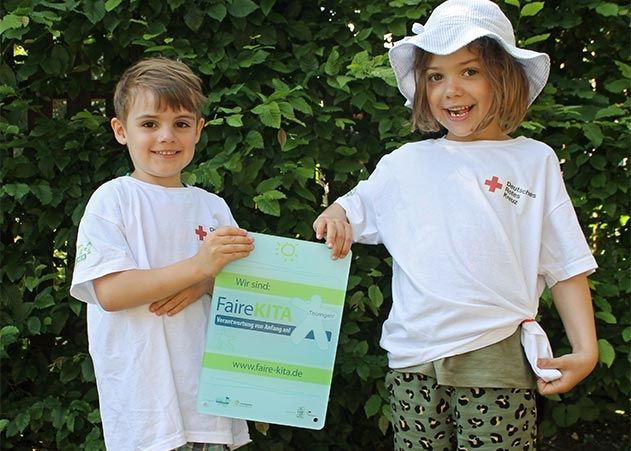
111, 117, 127, 145
194, 117, 205, 144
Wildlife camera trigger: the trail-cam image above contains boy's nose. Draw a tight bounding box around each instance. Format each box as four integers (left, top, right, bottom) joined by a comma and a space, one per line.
158, 126, 176, 142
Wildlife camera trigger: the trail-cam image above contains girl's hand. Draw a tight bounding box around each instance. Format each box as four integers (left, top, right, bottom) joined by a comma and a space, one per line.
149, 278, 214, 316
536, 350, 598, 395
313, 213, 353, 260
540, 273, 598, 395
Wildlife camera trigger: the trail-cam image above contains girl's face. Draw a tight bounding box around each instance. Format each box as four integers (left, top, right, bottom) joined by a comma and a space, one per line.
110, 90, 204, 187
425, 47, 506, 141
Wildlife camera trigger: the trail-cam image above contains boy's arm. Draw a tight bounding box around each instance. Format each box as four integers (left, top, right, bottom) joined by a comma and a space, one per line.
149, 278, 215, 316
93, 227, 253, 312
313, 203, 353, 260
537, 272, 598, 395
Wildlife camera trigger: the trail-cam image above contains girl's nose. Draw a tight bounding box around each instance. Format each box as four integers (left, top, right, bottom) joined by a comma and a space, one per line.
445, 77, 463, 98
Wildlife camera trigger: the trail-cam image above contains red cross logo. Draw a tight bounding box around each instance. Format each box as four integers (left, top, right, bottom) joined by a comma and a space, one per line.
195, 225, 207, 241
485, 176, 503, 193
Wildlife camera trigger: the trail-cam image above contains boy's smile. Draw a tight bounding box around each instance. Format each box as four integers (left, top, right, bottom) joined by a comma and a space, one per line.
425, 47, 505, 141
111, 90, 205, 187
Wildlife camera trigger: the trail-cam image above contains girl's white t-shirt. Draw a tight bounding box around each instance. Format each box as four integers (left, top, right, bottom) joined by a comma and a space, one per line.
336, 137, 597, 370
71, 176, 250, 451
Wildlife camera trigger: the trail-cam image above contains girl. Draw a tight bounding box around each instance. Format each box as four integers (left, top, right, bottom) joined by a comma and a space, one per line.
313, 1, 598, 449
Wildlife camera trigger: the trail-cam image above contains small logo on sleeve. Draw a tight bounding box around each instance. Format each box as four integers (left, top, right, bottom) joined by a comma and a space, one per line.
484, 176, 536, 206
75, 242, 93, 264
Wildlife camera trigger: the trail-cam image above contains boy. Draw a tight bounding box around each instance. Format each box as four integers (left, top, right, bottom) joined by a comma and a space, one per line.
71, 57, 254, 450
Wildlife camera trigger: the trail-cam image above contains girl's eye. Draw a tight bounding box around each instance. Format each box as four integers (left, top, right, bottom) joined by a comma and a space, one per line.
427, 73, 442, 82
463, 68, 478, 77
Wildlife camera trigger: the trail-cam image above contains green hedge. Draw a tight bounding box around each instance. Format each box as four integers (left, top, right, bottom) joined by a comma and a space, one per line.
1, 0, 628, 449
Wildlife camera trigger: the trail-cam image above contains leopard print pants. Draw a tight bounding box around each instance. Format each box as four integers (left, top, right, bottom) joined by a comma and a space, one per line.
386, 370, 537, 451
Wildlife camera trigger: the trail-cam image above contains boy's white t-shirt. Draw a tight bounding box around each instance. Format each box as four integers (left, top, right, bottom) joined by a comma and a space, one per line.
336, 137, 597, 370
70, 176, 250, 451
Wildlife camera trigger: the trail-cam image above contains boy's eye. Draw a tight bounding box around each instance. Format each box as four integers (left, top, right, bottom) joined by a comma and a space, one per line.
175, 121, 191, 128
141, 121, 157, 128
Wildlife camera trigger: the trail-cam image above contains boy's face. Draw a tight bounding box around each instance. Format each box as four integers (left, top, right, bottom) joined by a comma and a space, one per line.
110, 90, 204, 187
425, 47, 504, 141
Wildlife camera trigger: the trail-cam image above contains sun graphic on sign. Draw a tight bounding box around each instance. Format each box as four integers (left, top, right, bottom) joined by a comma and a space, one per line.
276, 241, 298, 262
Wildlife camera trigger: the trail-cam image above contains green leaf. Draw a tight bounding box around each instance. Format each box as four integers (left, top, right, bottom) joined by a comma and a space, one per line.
0, 419, 8, 432
551, 404, 580, 427
622, 326, 631, 343
207, 4, 227, 21
0, 326, 19, 348
290, 97, 313, 115
595, 3, 619, 16
520, 2, 544, 17
31, 182, 53, 204
256, 177, 283, 193
583, 123, 603, 147
594, 105, 625, 120
13, 412, 30, 433
0, 14, 29, 34
253, 190, 286, 216
256, 190, 286, 201
252, 102, 281, 128
82, 0, 106, 24
226, 114, 243, 127
227, 0, 258, 17
614, 61, 631, 79
35, 292, 55, 309
504, 0, 520, 6
367, 285, 383, 306
597, 338, 615, 367
261, 0, 276, 16
104, 0, 123, 11
595, 311, 617, 324
522, 33, 550, 46
324, 48, 341, 76
87, 408, 101, 424
254, 198, 280, 216
3, 183, 30, 200
364, 394, 382, 417
244, 130, 264, 149
354, 340, 369, 356
184, 8, 204, 31
27, 316, 41, 335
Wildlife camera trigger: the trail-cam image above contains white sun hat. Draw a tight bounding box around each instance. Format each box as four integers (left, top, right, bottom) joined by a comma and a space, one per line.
388, 0, 550, 107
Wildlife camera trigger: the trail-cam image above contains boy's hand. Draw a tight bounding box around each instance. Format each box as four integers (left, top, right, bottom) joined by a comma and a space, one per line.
197, 226, 254, 277
149, 278, 214, 316
313, 208, 352, 260
536, 350, 598, 395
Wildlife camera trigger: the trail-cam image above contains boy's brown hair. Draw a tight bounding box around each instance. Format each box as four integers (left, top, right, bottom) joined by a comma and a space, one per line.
411, 37, 530, 135
113, 57, 206, 122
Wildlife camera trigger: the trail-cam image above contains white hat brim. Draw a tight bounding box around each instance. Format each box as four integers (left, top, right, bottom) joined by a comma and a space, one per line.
389, 26, 550, 107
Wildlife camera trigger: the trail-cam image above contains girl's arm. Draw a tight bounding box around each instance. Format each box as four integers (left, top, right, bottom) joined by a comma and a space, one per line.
93, 227, 253, 312
313, 203, 353, 259
537, 272, 598, 395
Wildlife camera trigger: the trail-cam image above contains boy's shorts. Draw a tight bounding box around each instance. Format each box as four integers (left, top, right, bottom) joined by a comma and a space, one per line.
386, 370, 537, 451
173, 444, 228, 451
